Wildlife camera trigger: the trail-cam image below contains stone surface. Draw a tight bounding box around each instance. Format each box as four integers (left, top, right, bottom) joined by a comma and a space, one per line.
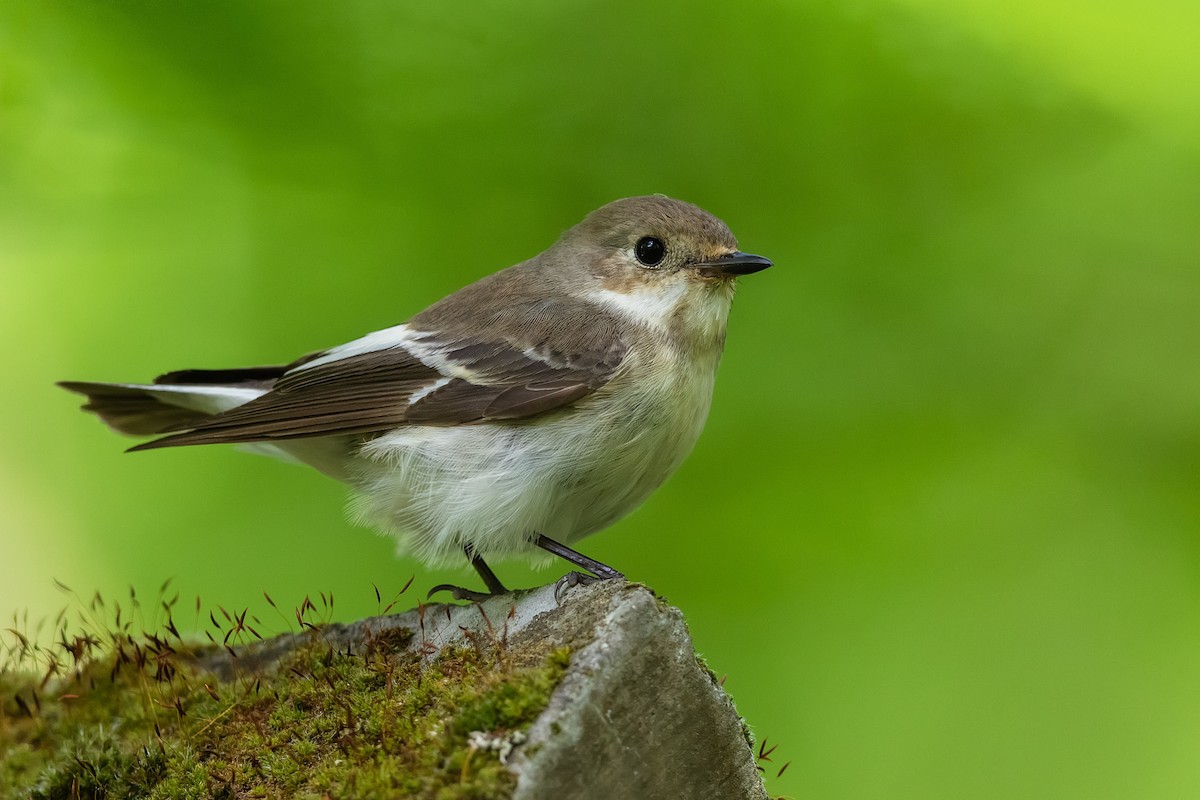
197, 580, 769, 800
509, 584, 769, 800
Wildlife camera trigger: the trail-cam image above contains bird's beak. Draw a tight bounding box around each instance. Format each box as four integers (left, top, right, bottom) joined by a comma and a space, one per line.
692, 251, 773, 278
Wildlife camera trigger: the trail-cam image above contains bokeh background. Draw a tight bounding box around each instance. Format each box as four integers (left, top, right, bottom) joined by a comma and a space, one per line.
3, 1, 1198, 797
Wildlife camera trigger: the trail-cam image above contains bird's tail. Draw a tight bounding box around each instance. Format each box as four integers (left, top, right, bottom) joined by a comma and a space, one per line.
58, 367, 287, 439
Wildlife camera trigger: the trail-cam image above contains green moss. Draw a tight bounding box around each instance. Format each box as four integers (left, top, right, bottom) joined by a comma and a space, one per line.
1, 627, 572, 799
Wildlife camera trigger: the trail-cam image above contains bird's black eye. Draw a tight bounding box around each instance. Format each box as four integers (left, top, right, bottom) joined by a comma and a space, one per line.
634, 236, 666, 267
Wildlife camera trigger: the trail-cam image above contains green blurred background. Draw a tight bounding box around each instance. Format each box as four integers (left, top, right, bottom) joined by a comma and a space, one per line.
3, 1, 1198, 797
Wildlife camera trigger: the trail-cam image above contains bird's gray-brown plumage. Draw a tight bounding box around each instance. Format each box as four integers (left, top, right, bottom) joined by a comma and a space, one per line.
60, 195, 770, 591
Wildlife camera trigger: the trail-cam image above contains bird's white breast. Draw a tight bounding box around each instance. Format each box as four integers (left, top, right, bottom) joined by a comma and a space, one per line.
346, 285, 731, 567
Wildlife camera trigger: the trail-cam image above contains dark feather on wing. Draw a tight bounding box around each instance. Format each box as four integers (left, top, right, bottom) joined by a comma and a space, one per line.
128, 334, 628, 450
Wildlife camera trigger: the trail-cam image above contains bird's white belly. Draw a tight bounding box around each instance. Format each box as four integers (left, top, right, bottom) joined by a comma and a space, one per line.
346, 349, 718, 566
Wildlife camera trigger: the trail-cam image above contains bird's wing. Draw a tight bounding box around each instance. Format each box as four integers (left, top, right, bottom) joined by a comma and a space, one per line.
130, 325, 629, 450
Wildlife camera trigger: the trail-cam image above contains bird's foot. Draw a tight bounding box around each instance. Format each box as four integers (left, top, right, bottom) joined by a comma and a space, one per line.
426, 584, 503, 603
553, 569, 625, 604
428, 548, 511, 602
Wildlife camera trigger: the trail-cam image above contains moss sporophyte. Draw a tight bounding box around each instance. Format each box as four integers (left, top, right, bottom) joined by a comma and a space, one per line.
0, 588, 571, 799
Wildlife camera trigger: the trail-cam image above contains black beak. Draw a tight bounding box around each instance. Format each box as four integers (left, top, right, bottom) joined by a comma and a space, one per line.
692, 251, 773, 278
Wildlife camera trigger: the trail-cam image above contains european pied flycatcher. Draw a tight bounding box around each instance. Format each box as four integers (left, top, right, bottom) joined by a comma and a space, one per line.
61, 196, 771, 599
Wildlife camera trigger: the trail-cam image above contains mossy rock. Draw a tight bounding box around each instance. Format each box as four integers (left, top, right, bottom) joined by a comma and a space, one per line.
2, 582, 768, 799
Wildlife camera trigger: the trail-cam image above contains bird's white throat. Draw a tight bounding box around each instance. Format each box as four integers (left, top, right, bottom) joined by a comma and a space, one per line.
583, 278, 733, 345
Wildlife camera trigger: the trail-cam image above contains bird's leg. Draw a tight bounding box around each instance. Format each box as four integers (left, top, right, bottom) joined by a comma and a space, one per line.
534, 533, 624, 579
427, 546, 510, 602
534, 533, 625, 602
470, 550, 509, 595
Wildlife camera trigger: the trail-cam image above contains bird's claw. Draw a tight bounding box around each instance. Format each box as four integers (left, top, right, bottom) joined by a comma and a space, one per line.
426, 583, 498, 603
553, 570, 623, 604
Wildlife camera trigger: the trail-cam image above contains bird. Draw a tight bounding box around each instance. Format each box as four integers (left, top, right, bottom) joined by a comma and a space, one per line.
59, 195, 771, 600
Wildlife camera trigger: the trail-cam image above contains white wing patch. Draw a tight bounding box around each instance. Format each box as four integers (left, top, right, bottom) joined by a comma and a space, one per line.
293, 323, 419, 372
291, 324, 486, 384
405, 376, 452, 407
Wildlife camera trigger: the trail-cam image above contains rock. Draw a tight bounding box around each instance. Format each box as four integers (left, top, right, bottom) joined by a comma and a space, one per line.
507, 583, 769, 800
2, 580, 768, 799
201, 580, 769, 799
